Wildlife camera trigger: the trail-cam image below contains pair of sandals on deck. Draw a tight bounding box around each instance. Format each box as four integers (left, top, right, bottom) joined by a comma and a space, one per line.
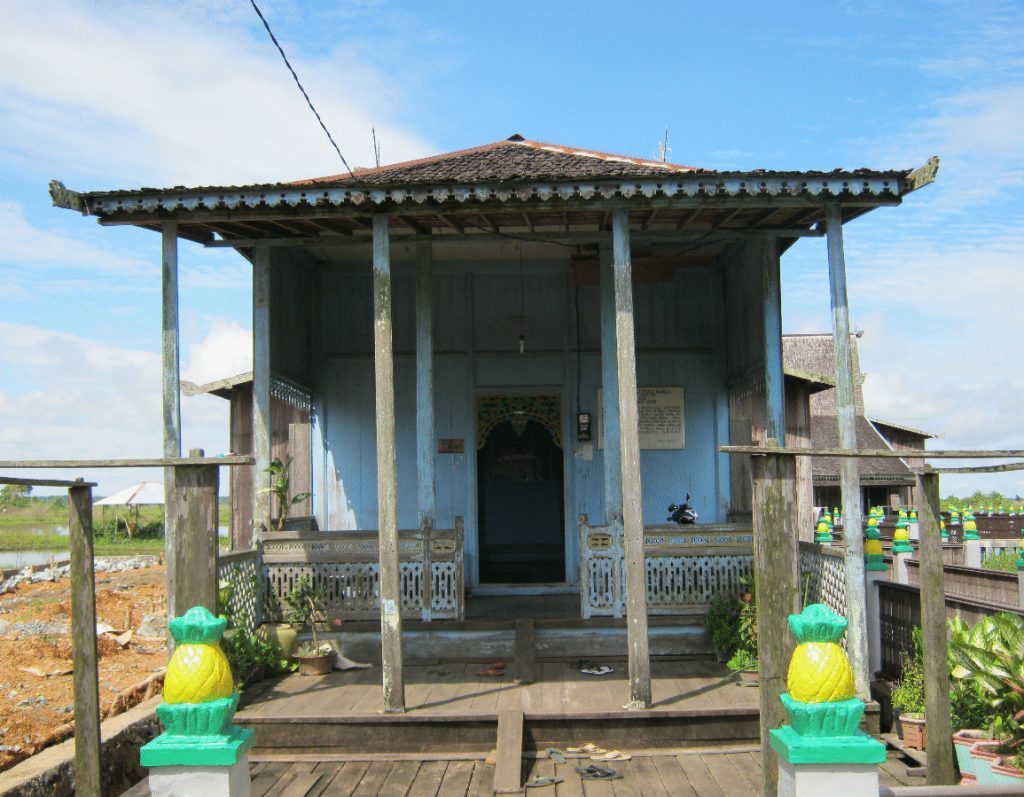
475, 659, 507, 677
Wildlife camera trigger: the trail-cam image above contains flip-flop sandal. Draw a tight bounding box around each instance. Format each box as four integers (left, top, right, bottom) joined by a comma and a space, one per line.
581, 665, 614, 675
575, 765, 622, 780
544, 747, 566, 764
525, 776, 564, 787
566, 743, 605, 757
592, 750, 631, 761
475, 664, 505, 676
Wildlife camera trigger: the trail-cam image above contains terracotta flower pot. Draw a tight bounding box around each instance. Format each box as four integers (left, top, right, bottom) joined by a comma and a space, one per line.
991, 761, 1024, 785
295, 648, 337, 676
899, 712, 927, 751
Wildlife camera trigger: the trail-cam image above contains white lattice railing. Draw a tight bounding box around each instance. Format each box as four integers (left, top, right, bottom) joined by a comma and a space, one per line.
217, 549, 261, 632
579, 516, 754, 618
799, 541, 848, 626
260, 519, 464, 622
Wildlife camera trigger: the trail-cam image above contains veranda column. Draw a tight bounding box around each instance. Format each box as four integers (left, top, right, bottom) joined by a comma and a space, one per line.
825, 204, 870, 700
752, 450, 801, 797
915, 470, 955, 785
162, 222, 182, 623
599, 241, 624, 617
416, 239, 436, 619
252, 247, 272, 541
373, 214, 405, 712
761, 238, 786, 445
610, 208, 651, 708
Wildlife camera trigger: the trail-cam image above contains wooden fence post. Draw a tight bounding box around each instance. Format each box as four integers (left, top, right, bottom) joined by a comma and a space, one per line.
916, 471, 954, 785
69, 481, 102, 797
171, 448, 219, 615
752, 450, 801, 797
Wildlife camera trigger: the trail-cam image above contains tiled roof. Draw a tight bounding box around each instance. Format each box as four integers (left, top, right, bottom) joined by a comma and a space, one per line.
782, 333, 865, 416
810, 416, 914, 482
296, 135, 699, 186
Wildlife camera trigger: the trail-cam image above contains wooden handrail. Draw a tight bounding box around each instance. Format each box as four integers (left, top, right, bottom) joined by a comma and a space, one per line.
0, 456, 253, 468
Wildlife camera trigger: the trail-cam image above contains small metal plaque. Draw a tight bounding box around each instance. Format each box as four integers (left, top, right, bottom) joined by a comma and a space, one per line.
587, 533, 613, 550
438, 438, 464, 454
430, 538, 456, 553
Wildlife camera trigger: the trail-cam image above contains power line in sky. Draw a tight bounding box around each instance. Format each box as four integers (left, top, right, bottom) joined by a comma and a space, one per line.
248, 0, 354, 176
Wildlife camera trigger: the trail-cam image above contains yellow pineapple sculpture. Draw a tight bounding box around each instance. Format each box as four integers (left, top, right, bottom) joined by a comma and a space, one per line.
164, 605, 235, 704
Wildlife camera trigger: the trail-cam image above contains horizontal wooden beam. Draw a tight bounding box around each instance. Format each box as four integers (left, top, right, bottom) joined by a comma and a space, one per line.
0, 456, 254, 468
915, 462, 1024, 475
0, 476, 97, 488
720, 446, 1024, 459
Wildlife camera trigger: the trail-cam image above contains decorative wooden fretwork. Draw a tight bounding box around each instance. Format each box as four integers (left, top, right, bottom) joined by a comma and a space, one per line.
260, 521, 464, 622
476, 395, 562, 448
271, 377, 312, 413
579, 516, 754, 617
216, 550, 261, 632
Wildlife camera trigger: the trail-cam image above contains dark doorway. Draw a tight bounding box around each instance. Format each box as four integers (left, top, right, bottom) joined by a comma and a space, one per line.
477, 418, 565, 583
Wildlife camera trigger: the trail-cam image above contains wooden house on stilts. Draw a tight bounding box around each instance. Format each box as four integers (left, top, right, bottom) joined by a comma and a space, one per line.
50, 136, 939, 793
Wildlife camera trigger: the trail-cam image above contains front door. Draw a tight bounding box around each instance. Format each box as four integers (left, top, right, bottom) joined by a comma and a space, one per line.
477, 411, 565, 584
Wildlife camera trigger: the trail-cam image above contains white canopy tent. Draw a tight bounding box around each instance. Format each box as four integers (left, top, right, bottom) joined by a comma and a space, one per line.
94, 480, 164, 538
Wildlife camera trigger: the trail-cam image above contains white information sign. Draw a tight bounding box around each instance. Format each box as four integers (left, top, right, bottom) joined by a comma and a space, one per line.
597, 387, 685, 450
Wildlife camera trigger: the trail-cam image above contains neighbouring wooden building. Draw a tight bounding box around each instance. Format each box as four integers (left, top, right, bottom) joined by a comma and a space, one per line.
51, 134, 937, 711
782, 333, 934, 512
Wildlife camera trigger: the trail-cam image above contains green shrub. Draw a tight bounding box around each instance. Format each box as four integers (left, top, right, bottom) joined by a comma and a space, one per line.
892, 628, 926, 715
726, 648, 758, 672
704, 594, 741, 657
982, 551, 1019, 573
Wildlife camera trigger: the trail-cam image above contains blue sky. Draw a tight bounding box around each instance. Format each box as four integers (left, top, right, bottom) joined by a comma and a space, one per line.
1, 1, 1023, 498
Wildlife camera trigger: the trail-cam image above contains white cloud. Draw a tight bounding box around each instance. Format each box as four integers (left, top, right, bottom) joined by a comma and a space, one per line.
183, 321, 253, 385
0, 2, 435, 189
0, 321, 230, 495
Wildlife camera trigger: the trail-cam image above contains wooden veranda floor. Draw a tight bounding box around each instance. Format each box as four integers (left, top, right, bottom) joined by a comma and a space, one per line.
121, 749, 917, 796
238, 659, 758, 719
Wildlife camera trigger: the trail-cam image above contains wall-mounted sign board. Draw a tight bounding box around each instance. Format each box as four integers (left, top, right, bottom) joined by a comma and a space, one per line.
437, 438, 465, 454
597, 387, 685, 450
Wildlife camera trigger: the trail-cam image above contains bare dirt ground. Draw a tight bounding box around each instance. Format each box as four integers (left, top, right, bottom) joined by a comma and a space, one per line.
0, 564, 168, 772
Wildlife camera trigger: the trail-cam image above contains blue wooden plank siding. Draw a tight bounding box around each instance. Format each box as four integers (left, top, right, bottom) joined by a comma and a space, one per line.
297, 257, 733, 587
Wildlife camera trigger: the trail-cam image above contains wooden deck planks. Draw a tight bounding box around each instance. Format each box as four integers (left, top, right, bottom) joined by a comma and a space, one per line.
313, 761, 371, 797
406, 759, 448, 797
436, 760, 475, 797
377, 759, 422, 796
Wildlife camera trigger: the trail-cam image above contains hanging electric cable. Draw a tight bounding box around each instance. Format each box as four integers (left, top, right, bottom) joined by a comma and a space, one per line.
249, 0, 354, 176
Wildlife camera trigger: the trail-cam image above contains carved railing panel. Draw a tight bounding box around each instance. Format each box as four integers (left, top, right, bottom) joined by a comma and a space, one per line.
260, 519, 464, 621
579, 516, 754, 617
217, 549, 261, 632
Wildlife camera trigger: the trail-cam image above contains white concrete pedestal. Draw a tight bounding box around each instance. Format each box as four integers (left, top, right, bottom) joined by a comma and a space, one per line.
964, 539, 982, 569
777, 758, 879, 797
149, 756, 251, 797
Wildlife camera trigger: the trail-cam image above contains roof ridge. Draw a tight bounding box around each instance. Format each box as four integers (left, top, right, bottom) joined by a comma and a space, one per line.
292, 134, 697, 185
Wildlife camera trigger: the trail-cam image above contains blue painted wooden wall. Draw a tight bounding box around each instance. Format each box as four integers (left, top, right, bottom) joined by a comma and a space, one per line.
300, 257, 732, 586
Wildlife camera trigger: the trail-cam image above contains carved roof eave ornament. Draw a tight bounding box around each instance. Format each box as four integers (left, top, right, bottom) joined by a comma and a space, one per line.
48, 158, 939, 222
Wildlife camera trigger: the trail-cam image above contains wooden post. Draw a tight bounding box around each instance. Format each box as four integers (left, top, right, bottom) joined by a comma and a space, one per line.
69, 482, 102, 797
611, 208, 651, 708
373, 214, 405, 712
253, 247, 272, 541
171, 448, 220, 614
287, 422, 312, 517
416, 240, 435, 620
761, 238, 786, 445
599, 241, 624, 616
825, 203, 870, 699
916, 470, 955, 785
161, 222, 182, 623
751, 450, 801, 797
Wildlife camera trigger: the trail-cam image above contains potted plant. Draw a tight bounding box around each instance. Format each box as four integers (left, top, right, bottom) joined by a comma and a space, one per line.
727, 648, 760, 685
261, 456, 312, 532
704, 594, 740, 663
950, 612, 1024, 783
285, 573, 337, 675
891, 628, 927, 750
949, 617, 999, 782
